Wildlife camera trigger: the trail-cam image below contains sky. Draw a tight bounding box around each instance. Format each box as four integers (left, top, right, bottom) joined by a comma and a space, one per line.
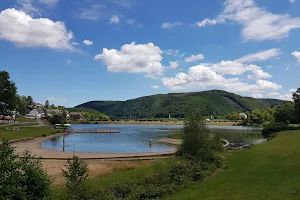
1, 0, 300, 107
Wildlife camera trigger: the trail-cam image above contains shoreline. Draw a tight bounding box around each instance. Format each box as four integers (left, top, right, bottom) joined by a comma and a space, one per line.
71, 120, 239, 126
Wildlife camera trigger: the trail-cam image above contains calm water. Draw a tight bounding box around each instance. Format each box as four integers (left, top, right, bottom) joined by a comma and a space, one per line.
41, 124, 263, 153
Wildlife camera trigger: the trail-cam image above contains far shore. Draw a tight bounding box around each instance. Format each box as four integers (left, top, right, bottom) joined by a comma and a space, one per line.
72, 120, 239, 126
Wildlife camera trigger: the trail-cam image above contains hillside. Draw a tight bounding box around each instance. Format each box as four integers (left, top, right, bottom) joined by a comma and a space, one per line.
75, 90, 285, 119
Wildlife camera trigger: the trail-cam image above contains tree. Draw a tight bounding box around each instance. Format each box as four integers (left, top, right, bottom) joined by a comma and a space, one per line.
292, 88, 300, 121
45, 100, 49, 108
177, 113, 221, 165
0, 71, 18, 115
62, 156, 88, 200
0, 139, 51, 199
274, 102, 298, 124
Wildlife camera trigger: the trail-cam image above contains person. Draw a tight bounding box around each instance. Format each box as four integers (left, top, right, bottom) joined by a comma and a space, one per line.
149, 138, 152, 147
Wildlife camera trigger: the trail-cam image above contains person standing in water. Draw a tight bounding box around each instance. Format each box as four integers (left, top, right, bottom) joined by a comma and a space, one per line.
149, 138, 152, 147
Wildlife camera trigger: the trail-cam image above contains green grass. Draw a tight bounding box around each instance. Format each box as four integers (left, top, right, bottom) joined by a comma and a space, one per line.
165, 130, 300, 200
0, 126, 53, 140
289, 124, 300, 128
15, 117, 36, 122
168, 131, 181, 139
51, 158, 178, 199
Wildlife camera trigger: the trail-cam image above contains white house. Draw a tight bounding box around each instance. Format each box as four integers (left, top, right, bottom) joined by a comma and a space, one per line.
239, 113, 248, 119
25, 109, 45, 119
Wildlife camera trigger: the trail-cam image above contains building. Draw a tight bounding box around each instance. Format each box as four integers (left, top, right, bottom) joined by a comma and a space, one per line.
47, 109, 63, 117
69, 112, 84, 120
239, 113, 248, 119
25, 109, 45, 119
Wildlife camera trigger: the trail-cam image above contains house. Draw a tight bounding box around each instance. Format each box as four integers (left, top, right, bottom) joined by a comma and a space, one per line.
25, 109, 45, 119
69, 112, 84, 120
47, 109, 63, 117
239, 113, 248, 119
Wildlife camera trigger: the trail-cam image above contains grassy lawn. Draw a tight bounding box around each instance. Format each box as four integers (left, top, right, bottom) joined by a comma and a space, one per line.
15, 117, 36, 122
165, 130, 300, 200
168, 131, 181, 139
0, 126, 53, 140
51, 158, 178, 199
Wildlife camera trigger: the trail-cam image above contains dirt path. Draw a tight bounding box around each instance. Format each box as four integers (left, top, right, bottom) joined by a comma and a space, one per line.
43, 159, 151, 185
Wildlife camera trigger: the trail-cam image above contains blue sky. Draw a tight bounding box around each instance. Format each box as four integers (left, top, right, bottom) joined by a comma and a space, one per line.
1, 0, 300, 107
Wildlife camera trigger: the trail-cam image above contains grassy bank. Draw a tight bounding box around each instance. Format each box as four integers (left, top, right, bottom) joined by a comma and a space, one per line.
165, 130, 300, 200
0, 126, 53, 140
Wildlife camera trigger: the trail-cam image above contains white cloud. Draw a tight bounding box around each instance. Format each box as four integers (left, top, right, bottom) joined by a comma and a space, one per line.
180, 53, 185, 57
0, 8, 75, 51
38, 0, 59, 7
49, 97, 68, 103
289, 88, 297, 93
152, 85, 160, 89
161, 22, 182, 29
112, 0, 135, 8
235, 48, 281, 63
161, 64, 282, 93
72, 42, 80, 46
16, 0, 41, 16
110, 15, 120, 24
197, 0, 300, 41
278, 94, 293, 101
79, 4, 105, 21
196, 18, 219, 27
94, 42, 164, 77
165, 49, 179, 56
184, 54, 204, 62
247, 69, 272, 80
292, 51, 300, 62
169, 61, 179, 69
290, 0, 295, 3
268, 92, 280, 96
252, 93, 263, 98
210, 61, 259, 75
83, 40, 93, 46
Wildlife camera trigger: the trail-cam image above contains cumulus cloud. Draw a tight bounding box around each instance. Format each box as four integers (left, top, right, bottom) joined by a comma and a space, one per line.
290, 0, 295, 3
152, 85, 160, 89
247, 69, 272, 80
79, 4, 105, 21
0, 8, 75, 51
169, 61, 179, 69
94, 42, 164, 77
110, 15, 120, 24
16, 0, 41, 16
161, 64, 282, 92
235, 48, 281, 63
292, 51, 300, 62
278, 94, 293, 101
197, 0, 300, 41
126, 18, 142, 27
184, 54, 204, 62
210, 61, 260, 75
72, 42, 80, 46
161, 22, 182, 29
83, 40, 93, 46
289, 88, 297, 93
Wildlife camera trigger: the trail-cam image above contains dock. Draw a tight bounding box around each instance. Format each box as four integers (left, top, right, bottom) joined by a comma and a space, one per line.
71, 129, 120, 133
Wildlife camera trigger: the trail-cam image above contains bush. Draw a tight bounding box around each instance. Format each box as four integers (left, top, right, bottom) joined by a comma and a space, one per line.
0, 139, 51, 199
262, 122, 288, 138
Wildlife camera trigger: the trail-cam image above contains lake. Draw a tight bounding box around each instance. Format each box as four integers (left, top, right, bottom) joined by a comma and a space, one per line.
41, 124, 263, 153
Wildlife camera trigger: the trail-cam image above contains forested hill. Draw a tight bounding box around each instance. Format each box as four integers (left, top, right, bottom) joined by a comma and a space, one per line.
75, 90, 286, 119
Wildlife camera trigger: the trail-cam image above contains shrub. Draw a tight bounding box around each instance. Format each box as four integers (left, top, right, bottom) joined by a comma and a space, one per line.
62, 156, 89, 200
0, 139, 51, 199
262, 122, 288, 138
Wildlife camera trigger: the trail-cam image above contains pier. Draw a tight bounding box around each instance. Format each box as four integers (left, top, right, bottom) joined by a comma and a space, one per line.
70, 128, 120, 133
